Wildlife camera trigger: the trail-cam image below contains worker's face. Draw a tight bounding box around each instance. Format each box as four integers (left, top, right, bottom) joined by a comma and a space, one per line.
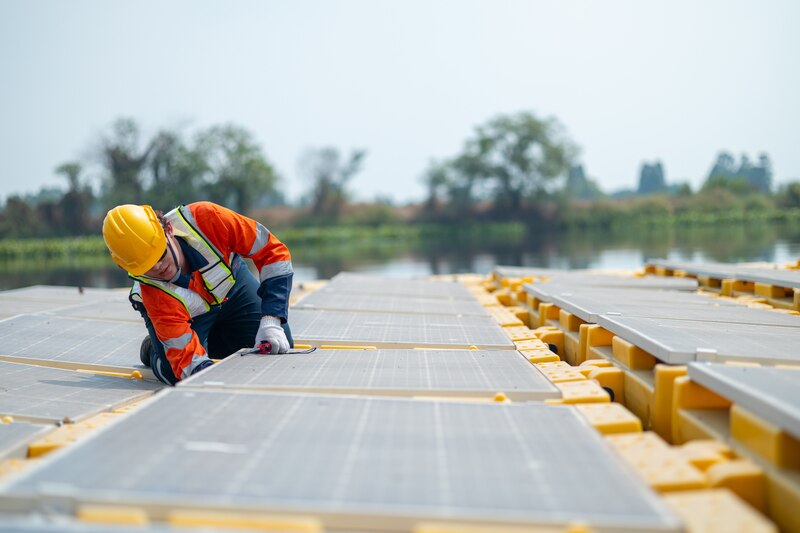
143, 238, 179, 281
142, 225, 180, 281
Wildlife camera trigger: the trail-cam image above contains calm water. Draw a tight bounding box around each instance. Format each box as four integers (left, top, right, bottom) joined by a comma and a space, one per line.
2, 223, 800, 290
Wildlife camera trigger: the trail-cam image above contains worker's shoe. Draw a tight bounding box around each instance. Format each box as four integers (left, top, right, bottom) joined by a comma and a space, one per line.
139, 336, 152, 367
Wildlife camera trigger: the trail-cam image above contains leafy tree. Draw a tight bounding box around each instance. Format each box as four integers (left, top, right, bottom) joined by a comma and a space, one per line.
776, 182, 800, 209
704, 151, 772, 194
707, 151, 737, 182
702, 174, 756, 195
55, 161, 94, 235
99, 118, 154, 207
637, 161, 666, 195
300, 147, 366, 219
742, 153, 772, 193
453, 112, 575, 217
195, 125, 281, 214
422, 160, 450, 210
146, 130, 207, 210
565, 164, 604, 200
0, 196, 46, 238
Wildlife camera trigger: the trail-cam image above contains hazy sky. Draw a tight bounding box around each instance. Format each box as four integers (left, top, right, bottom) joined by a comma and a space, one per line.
1, 0, 798, 204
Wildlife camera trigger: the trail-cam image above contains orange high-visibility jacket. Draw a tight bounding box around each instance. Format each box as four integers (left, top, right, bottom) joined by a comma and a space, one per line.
131, 202, 292, 380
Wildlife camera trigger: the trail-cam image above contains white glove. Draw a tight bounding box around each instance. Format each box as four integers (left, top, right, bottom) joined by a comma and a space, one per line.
255, 316, 289, 354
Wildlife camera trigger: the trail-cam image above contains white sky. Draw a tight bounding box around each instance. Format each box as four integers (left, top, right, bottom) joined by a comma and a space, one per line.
1, 0, 798, 204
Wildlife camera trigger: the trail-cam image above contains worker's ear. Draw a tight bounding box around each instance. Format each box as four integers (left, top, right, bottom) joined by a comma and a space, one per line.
164, 221, 174, 238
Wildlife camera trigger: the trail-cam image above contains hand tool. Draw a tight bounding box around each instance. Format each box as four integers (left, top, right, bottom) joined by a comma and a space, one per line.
240, 342, 317, 356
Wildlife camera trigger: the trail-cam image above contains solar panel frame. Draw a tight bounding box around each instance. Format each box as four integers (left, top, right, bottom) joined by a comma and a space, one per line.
547, 274, 698, 291
43, 300, 143, 323
547, 289, 740, 323
646, 260, 741, 278
1, 390, 681, 532
688, 362, 800, 440
734, 268, 800, 289
290, 309, 515, 350
179, 349, 560, 401
0, 286, 126, 303
325, 273, 476, 300
0, 518, 219, 533
595, 314, 800, 365
293, 290, 490, 316
492, 266, 567, 279
0, 361, 162, 424
0, 422, 52, 461
0, 314, 145, 370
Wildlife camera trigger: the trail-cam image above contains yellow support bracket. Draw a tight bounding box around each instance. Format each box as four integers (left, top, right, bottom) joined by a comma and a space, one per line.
76, 369, 143, 380
706, 459, 766, 513
611, 336, 655, 370
671, 376, 732, 445
78, 505, 149, 526
651, 365, 687, 442
663, 489, 777, 533
731, 405, 800, 469
319, 345, 376, 350
168, 510, 322, 532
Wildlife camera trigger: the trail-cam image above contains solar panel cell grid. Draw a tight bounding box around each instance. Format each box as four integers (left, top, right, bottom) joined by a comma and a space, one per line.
0, 315, 144, 368
0, 361, 161, 423
291, 309, 515, 349
3, 390, 680, 532
179, 349, 560, 400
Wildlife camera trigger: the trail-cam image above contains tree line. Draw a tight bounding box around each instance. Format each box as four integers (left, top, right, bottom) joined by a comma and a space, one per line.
1, 112, 798, 239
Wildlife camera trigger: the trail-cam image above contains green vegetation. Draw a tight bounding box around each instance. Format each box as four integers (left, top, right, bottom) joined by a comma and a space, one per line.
0, 223, 525, 261
1, 110, 798, 252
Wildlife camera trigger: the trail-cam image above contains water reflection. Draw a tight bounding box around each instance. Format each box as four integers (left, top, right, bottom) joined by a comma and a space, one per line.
2, 222, 799, 290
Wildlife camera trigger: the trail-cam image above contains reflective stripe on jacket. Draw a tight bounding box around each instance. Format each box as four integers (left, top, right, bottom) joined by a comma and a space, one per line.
131, 201, 293, 380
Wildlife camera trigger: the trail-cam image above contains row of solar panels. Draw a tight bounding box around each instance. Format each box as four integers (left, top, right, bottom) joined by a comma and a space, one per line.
0, 277, 684, 532
646, 259, 800, 288
495, 265, 800, 532
1, 271, 794, 532
492, 266, 800, 455
522, 279, 800, 365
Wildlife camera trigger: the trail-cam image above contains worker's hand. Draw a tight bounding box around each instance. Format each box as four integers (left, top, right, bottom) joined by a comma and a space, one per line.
255, 316, 289, 354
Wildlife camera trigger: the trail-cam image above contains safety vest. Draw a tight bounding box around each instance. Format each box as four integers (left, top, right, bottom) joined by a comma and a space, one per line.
129, 205, 236, 317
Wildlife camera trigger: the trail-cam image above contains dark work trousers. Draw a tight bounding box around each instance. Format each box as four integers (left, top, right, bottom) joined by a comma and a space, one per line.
136, 258, 293, 385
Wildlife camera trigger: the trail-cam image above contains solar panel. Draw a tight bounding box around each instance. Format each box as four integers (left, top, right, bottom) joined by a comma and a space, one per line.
0, 519, 210, 533
734, 268, 800, 289
294, 290, 490, 316
492, 266, 567, 279
601, 306, 800, 327
46, 300, 143, 323
542, 274, 697, 291
290, 309, 515, 350
596, 314, 800, 365
0, 286, 125, 303
0, 300, 74, 319
646, 260, 741, 278
688, 362, 800, 440
0, 361, 161, 423
0, 422, 52, 461
0, 315, 145, 369
550, 292, 797, 326
325, 273, 476, 300
180, 349, 559, 401
3, 390, 680, 532
547, 288, 739, 322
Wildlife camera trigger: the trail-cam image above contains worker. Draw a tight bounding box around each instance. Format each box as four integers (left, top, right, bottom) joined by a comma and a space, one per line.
102, 201, 293, 385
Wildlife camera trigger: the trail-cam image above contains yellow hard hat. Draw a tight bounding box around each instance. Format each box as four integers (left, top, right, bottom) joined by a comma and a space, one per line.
102, 205, 166, 276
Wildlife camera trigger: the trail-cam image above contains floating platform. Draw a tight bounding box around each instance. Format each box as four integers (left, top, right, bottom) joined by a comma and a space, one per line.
0, 265, 797, 532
